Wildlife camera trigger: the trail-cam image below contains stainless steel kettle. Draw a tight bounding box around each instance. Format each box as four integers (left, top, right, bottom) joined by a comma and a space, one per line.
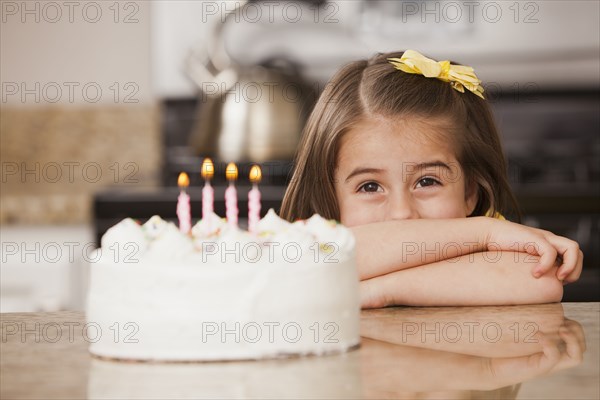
186, 2, 315, 163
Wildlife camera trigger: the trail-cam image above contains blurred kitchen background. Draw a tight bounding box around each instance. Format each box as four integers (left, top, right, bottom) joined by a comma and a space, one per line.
1, 0, 599, 311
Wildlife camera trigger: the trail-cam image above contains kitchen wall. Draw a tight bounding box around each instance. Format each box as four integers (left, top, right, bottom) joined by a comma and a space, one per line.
1, 1, 159, 311
1, 0, 160, 225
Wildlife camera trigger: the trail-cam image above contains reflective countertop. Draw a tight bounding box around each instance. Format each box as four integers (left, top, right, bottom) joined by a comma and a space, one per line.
1, 303, 598, 399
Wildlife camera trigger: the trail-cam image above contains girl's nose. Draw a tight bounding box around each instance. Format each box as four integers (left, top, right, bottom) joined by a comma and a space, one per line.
386, 193, 418, 220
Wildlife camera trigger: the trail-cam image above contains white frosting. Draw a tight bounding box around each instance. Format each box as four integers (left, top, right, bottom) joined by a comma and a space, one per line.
256, 208, 292, 236
99, 218, 147, 263
145, 220, 194, 261
142, 215, 169, 239
86, 210, 360, 361
304, 215, 355, 261
191, 211, 227, 238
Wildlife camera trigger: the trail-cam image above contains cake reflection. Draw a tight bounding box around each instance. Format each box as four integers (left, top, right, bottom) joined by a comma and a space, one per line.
87, 351, 363, 399
87, 304, 586, 399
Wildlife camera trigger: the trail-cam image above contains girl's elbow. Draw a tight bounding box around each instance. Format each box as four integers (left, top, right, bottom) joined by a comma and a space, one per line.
501, 253, 563, 304
537, 274, 564, 303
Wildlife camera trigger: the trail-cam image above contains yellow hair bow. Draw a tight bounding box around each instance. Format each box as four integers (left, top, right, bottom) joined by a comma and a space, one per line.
388, 50, 485, 99
485, 210, 506, 220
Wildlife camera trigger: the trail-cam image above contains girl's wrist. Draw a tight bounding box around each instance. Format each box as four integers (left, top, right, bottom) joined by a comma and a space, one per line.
469, 216, 493, 252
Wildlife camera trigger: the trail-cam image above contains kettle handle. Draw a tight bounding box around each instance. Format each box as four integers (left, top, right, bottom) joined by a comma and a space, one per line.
185, 1, 248, 96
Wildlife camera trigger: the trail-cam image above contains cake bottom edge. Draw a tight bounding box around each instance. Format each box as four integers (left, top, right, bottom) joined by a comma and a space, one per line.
89, 341, 362, 364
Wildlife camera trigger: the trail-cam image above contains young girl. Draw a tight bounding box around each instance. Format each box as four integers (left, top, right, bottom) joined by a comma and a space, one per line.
280, 50, 583, 308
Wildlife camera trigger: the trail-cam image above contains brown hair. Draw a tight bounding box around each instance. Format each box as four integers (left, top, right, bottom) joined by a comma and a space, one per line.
280, 51, 520, 222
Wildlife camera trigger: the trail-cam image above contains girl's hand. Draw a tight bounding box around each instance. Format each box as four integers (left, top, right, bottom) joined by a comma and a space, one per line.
547, 319, 587, 373
483, 218, 583, 283
486, 318, 586, 386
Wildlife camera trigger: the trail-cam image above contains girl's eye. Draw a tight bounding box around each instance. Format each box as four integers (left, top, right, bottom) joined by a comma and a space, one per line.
358, 182, 382, 193
416, 177, 440, 188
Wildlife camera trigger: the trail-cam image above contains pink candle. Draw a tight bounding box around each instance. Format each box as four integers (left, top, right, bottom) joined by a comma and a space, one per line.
248, 165, 262, 234
176, 172, 191, 234
225, 163, 238, 227
202, 182, 214, 218
201, 158, 215, 232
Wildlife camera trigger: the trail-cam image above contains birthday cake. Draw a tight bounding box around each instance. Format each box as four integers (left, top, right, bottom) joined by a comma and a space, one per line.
86, 209, 360, 361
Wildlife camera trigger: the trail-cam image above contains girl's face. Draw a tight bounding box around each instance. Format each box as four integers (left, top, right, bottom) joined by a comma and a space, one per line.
334, 116, 477, 227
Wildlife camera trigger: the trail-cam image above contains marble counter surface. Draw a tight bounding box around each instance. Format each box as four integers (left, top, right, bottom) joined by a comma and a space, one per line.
1, 303, 598, 399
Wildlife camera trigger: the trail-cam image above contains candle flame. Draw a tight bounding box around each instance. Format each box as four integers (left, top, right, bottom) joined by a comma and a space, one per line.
249, 165, 262, 183
178, 172, 190, 188
201, 158, 214, 180
226, 162, 238, 181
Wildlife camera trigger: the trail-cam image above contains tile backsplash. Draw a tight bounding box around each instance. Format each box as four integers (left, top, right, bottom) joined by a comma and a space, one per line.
1, 105, 161, 224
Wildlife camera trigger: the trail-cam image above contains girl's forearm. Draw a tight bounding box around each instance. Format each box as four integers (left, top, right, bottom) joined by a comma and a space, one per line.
360, 251, 563, 308
351, 217, 490, 279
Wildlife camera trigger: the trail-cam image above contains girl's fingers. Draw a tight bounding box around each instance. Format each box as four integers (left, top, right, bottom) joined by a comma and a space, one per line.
558, 326, 584, 366
493, 221, 582, 282
530, 239, 558, 277
563, 319, 587, 353
538, 333, 561, 370
544, 235, 581, 281
562, 250, 584, 283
